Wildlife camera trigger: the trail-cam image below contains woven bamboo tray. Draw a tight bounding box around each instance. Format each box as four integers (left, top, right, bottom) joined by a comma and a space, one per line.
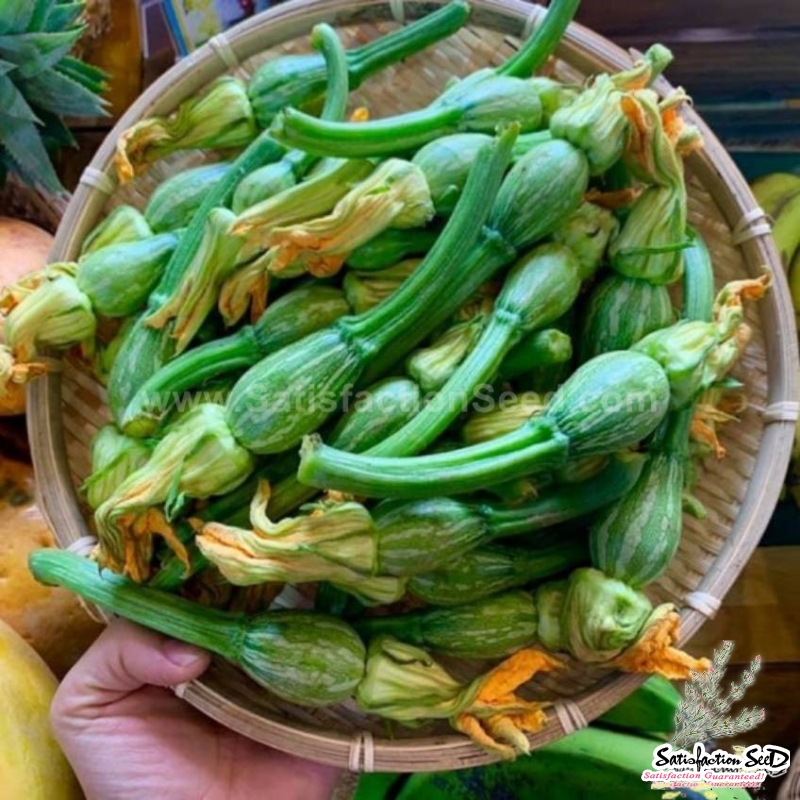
28, 0, 799, 773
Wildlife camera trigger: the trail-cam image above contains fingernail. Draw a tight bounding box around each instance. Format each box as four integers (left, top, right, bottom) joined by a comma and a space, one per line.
162, 639, 207, 667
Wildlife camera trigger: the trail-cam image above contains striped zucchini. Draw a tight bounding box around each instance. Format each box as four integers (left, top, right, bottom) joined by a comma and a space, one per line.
144, 162, 232, 232
589, 232, 715, 587
579, 274, 674, 362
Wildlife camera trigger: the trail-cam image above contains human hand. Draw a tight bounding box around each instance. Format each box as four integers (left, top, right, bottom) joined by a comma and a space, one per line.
51, 618, 342, 800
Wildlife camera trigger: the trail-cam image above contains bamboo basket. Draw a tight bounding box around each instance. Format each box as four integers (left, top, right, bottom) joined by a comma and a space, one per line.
28, 0, 799, 773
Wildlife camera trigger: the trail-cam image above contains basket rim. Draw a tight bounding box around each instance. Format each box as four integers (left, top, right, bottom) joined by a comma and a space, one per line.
29, 0, 799, 773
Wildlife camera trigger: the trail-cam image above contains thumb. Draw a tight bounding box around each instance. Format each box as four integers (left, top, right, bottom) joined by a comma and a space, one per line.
54, 617, 211, 716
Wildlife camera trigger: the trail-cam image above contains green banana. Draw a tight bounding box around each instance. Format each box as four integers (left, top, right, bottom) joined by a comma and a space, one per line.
751, 172, 800, 218
770, 189, 800, 267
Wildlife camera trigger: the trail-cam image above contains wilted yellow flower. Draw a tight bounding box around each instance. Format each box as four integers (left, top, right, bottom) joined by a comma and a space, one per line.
115, 77, 257, 183
356, 637, 560, 759
261, 159, 435, 278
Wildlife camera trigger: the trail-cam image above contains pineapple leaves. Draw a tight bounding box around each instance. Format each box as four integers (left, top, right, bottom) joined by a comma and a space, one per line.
0, 0, 35, 36
0, 112, 64, 192
29, 0, 60, 31
0, 28, 85, 79
43, 3, 86, 34
0, 74, 41, 123
19, 67, 109, 118
58, 55, 109, 95
38, 109, 78, 150
0, 0, 105, 193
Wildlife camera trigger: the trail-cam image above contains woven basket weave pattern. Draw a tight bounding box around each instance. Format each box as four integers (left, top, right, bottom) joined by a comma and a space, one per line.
29, 0, 798, 771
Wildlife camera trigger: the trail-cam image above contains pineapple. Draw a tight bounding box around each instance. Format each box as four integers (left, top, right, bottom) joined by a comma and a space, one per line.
0, 0, 108, 194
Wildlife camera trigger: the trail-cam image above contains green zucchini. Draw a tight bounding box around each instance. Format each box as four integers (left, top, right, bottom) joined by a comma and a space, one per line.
30, 549, 366, 706
144, 162, 232, 232
76, 231, 181, 318
271, 0, 581, 157
407, 539, 589, 606
299, 350, 669, 499
120, 285, 350, 436
589, 232, 715, 587
579, 274, 674, 362
354, 591, 538, 659
345, 228, 440, 271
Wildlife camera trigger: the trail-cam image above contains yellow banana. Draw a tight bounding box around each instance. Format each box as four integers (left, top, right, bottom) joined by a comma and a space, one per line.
771, 189, 800, 268
751, 172, 800, 218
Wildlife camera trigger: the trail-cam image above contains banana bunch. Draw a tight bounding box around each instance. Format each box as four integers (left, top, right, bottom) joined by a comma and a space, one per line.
752, 172, 800, 502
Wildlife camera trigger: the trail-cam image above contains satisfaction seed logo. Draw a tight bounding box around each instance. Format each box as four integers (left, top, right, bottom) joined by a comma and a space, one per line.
642, 641, 791, 793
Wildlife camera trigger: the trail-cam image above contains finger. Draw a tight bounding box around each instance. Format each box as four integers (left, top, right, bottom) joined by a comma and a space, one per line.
53, 618, 211, 718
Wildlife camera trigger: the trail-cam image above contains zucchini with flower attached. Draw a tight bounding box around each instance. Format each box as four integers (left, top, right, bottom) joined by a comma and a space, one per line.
29, 551, 709, 759
270, 0, 581, 157
194, 453, 643, 595
226, 134, 588, 454
106, 23, 350, 422
121, 285, 350, 436
29, 549, 366, 706
114, 1, 472, 180
591, 239, 769, 587
356, 567, 709, 758
95, 403, 255, 581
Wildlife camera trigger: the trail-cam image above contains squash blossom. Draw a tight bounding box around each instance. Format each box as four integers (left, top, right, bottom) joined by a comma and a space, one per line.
407, 311, 488, 393
551, 201, 619, 281
94, 404, 255, 581
554, 568, 710, 679
146, 208, 242, 354
82, 425, 155, 510
550, 44, 674, 175
196, 482, 406, 605
356, 636, 561, 760
633, 274, 770, 408
343, 259, 422, 316
80, 205, 153, 257
222, 159, 375, 325
0, 345, 46, 415
115, 76, 257, 183
461, 395, 546, 444
252, 159, 435, 278
3, 269, 96, 363
610, 88, 701, 285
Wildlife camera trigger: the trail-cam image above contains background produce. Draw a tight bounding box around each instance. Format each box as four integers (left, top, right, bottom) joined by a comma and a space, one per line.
0, 617, 82, 799
0, 455, 103, 677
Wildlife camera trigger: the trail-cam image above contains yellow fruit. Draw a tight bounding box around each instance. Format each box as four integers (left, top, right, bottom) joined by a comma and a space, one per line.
751, 172, 800, 218
0, 617, 83, 799
0, 455, 103, 677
